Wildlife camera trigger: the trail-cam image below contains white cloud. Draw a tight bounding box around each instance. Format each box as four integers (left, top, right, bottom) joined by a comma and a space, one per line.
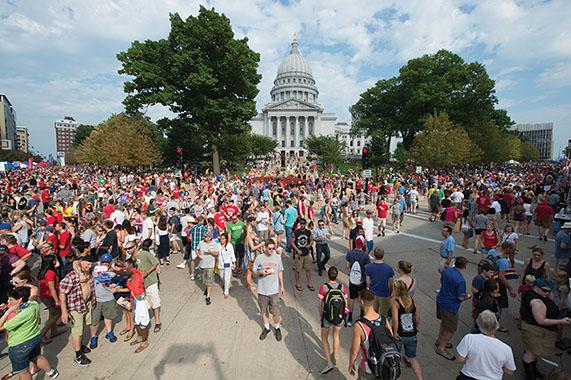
538, 63, 571, 88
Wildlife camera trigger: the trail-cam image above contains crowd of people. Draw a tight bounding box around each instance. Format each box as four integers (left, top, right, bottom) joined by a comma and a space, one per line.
0, 158, 569, 379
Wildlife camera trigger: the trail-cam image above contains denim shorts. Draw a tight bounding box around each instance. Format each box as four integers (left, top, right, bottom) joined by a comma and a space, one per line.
9, 334, 42, 373
321, 317, 343, 328
397, 335, 418, 358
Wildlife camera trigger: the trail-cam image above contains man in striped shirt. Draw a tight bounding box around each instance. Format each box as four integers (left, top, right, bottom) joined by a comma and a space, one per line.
186, 216, 207, 280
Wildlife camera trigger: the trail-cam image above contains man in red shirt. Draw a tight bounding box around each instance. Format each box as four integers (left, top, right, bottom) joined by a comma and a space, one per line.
376, 198, 389, 237
103, 199, 115, 220
41, 188, 51, 209
55, 222, 71, 262
0, 234, 32, 266
213, 206, 227, 231
476, 192, 491, 213
534, 198, 554, 241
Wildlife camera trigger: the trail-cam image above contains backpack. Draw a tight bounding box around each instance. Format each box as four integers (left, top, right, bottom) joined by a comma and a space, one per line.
477, 254, 499, 275
323, 283, 346, 325
349, 260, 364, 285
360, 317, 401, 380
478, 254, 519, 280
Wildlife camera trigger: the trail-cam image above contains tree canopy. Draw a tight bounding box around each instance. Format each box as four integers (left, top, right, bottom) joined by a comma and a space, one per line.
72, 124, 95, 147
350, 49, 513, 160
409, 112, 481, 168
117, 6, 261, 174
305, 135, 346, 168
76, 114, 162, 167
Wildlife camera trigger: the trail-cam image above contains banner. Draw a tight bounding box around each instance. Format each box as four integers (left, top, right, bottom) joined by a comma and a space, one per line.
28, 157, 33, 169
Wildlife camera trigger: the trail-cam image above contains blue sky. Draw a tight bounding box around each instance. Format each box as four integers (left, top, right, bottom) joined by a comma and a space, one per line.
1, 0, 570, 157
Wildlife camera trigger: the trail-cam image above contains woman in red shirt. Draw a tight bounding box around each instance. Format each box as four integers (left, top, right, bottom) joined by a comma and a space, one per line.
38, 255, 64, 343
481, 223, 499, 254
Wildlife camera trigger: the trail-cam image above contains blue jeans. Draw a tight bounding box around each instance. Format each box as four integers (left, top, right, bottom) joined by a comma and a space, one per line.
285, 226, 293, 252
367, 240, 374, 253
316, 244, 330, 271
331, 207, 338, 223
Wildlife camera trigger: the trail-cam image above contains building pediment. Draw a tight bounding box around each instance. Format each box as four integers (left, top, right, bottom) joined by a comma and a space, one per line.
263, 99, 323, 112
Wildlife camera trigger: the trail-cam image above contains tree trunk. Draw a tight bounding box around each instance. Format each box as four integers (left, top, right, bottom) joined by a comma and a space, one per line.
212, 142, 221, 175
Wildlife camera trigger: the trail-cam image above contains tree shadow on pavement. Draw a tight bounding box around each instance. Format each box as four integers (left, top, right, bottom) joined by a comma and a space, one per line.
153, 342, 226, 380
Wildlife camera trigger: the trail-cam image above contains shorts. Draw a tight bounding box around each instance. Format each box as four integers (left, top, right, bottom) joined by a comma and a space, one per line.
322, 317, 343, 328
349, 282, 367, 300
439, 257, 455, 272
378, 218, 387, 228
70, 305, 92, 337
258, 293, 280, 318
203, 268, 215, 286
191, 249, 198, 260
374, 296, 391, 317
535, 220, 550, 229
397, 335, 418, 358
92, 299, 117, 323
8, 335, 42, 374
436, 303, 459, 333
293, 254, 312, 272
145, 283, 161, 309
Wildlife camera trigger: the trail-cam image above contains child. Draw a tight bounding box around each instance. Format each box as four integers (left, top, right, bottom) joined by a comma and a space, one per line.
553, 271, 570, 313
518, 274, 535, 301
473, 279, 500, 333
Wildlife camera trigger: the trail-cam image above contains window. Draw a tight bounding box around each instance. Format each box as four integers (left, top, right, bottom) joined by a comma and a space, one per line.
357, 140, 361, 146
281, 141, 285, 148
299, 139, 304, 147
290, 140, 294, 147
272, 119, 277, 138
350, 140, 354, 147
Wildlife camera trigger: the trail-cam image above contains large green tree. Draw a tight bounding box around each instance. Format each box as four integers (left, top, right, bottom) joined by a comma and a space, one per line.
305, 135, 346, 168
72, 124, 95, 147
409, 112, 481, 168
77, 114, 162, 167
351, 50, 512, 152
117, 6, 261, 174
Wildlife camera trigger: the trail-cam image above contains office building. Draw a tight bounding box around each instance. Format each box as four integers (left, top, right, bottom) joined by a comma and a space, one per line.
15, 127, 29, 153
55, 116, 78, 155
0, 94, 17, 150
514, 123, 553, 160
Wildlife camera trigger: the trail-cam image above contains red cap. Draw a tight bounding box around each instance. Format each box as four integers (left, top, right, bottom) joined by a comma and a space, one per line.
355, 238, 364, 249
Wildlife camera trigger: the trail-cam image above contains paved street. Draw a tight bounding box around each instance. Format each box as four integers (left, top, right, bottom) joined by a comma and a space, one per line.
0, 199, 567, 380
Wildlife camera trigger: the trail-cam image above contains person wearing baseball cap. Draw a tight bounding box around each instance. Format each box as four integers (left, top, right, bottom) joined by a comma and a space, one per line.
555, 222, 571, 270
196, 230, 220, 305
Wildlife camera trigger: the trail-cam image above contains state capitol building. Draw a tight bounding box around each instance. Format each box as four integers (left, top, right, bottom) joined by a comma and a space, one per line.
249, 36, 367, 160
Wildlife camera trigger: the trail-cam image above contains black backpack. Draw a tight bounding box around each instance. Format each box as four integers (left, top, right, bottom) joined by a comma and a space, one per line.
323, 283, 346, 325
360, 317, 401, 380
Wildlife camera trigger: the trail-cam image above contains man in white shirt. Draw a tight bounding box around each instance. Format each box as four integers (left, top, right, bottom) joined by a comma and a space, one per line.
109, 206, 126, 227
362, 210, 375, 253
408, 187, 419, 214
451, 189, 465, 209
141, 210, 155, 242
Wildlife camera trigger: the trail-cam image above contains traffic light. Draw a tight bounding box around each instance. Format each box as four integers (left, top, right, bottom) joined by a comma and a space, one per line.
361, 146, 370, 169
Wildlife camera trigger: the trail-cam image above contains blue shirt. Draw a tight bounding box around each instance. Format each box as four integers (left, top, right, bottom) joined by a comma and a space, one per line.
440, 236, 456, 258
555, 230, 571, 259
272, 211, 284, 232
436, 267, 467, 313
366, 262, 395, 297
284, 207, 298, 228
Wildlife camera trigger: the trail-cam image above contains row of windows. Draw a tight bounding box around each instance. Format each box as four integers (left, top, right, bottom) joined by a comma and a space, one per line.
271, 118, 314, 137
278, 78, 312, 85
272, 91, 315, 102
281, 140, 304, 148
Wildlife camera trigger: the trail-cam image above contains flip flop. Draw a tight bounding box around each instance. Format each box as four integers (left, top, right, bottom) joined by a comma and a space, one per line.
130, 339, 143, 346
435, 348, 455, 361
295, 285, 303, 292
119, 329, 130, 336
308, 285, 315, 292
154, 323, 162, 333
124, 331, 136, 342
134, 343, 148, 353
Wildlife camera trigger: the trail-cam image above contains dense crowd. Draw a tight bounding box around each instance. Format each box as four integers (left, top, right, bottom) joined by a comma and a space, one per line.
0, 158, 569, 380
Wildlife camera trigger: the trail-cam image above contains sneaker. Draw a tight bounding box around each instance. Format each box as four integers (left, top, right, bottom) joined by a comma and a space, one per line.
205, 297, 211, 305
176, 262, 186, 269
275, 328, 282, 341
74, 354, 91, 366
321, 363, 335, 374
47, 369, 59, 378
88, 337, 97, 349
259, 327, 271, 340
105, 332, 117, 343
80, 345, 91, 354
190, 274, 195, 280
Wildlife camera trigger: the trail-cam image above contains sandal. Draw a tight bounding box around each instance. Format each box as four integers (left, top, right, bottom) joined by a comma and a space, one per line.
308, 285, 315, 292
119, 329, 130, 336
154, 323, 162, 333
124, 331, 136, 342
130, 339, 143, 346
1, 372, 14, 380
435, 348, 455, 361
134, 343, 148, 353
295, 285, 303, 292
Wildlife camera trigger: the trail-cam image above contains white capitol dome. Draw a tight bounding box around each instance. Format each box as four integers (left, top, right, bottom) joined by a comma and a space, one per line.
270, 35, 319, 104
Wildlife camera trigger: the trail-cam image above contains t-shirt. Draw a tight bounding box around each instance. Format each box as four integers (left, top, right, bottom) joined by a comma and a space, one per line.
226, 220, 245, 246
253, 253, 284, 296
365, 262, 394, 297
142, 218, 155, 240
293, 229, 311, 256
256, 210, 270, 232
376, 203, 388, 218
4, 300, 41, 347
534, 204, 554, 222
555, 230, 571, 260
57, 230, 71, 258
136, 250, 160, 288
318, 281, 347, 301
197, 240, 220, 269
362, 217, 375, 241
92, 263, 116, 302
39, 269, 58, 299
439, 236, 456, 259
392, 202, 403, 216
436, 267, 466, 314
284, 207, 298, 228
346, 249, 370, 285
456, 333, 516, 380
127, 269, 145, 298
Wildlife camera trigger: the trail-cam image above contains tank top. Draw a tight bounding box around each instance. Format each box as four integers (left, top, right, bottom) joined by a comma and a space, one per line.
524, 259, 546, 280
357, 316, 384, 373
482, 231, 498, 248
396, 299, 417, 337
521, 290, 559, 331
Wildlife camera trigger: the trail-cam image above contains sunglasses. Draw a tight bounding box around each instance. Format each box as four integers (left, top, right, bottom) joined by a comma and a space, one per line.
267, 247, 276, 251
125, 246, 136, 250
